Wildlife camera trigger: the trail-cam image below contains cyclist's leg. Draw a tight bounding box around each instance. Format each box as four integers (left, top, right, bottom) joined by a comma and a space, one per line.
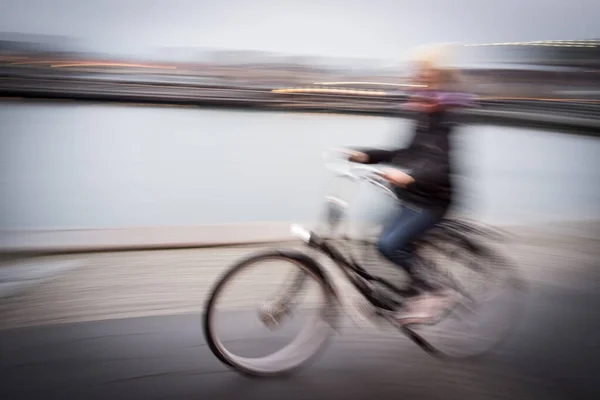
377, 203, 443, 293
377, 204, 456, 324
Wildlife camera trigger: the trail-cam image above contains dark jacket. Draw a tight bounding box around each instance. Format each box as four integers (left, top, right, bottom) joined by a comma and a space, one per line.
358, 110, 455, 211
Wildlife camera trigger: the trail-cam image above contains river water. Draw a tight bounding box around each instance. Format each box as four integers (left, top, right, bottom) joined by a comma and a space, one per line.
1, 101, 599, 230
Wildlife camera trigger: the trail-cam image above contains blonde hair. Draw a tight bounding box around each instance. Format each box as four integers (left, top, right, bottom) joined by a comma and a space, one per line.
410, 42, 458, 69
409, 42, 463, 90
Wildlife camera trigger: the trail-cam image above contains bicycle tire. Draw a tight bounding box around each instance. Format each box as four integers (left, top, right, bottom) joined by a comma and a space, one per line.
202, 249, 338, 377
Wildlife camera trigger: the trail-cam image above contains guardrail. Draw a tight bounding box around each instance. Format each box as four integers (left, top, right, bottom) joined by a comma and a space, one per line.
1, 74, 600, 136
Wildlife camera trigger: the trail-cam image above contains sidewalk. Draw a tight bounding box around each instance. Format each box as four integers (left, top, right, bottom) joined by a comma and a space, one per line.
0, 221, 598, 331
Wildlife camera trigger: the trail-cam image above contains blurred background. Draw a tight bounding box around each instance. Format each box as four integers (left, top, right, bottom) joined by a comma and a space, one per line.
0, 1, 599, 399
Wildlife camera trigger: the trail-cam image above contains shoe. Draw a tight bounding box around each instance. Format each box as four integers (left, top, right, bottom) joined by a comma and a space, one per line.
394, 288, 458, 326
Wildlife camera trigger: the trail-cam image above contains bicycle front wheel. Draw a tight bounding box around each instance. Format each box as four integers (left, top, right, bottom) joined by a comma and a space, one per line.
203, 250, 337, 377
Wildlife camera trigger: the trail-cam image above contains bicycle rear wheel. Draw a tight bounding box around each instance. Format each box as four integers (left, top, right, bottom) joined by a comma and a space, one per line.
410, 243, 526, 359
203, 250, 337, 377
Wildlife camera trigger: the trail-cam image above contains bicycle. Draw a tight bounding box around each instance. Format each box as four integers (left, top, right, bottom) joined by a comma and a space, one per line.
203, 149, 525, 377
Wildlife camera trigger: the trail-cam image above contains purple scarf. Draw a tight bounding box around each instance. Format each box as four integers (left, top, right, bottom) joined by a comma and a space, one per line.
412, 90, 477, 108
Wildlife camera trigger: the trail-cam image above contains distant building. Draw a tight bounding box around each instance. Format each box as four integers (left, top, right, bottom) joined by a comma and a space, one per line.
458, 40, 600, 98
462, 39, 600, 68
0, 32, 81, 56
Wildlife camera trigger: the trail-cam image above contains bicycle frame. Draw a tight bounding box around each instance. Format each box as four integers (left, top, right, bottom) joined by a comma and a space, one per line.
291, 223, 408, 311
288, 151, 507, 314
288, 151, 426, 311
288, 223, 450, 357
203, 152, 522, 375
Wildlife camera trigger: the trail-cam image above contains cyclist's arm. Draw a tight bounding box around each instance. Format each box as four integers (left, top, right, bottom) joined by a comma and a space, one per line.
349, 147, 409, 164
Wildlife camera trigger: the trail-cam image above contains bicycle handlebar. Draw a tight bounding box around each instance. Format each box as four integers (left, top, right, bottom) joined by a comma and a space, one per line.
322, 149, 398, 200
359, 168, 398, 200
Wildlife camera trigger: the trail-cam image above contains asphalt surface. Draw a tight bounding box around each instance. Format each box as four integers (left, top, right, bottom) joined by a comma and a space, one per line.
0, 282, 598, 400
0, 236, 598, 400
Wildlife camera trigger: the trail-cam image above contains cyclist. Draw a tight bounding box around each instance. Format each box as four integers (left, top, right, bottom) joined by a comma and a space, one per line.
343, 44, 474, 325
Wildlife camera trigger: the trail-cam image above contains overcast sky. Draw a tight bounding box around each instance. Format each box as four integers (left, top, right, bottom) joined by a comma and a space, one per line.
1, 0, 599, 60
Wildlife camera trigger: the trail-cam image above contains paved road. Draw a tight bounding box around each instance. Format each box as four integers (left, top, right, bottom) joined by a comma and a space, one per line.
0, 281, 598, 400
0, 237, 598, 400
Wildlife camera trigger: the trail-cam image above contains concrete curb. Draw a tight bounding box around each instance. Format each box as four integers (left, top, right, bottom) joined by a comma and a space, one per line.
0, 219, 598, 254
0, 222, 299, 254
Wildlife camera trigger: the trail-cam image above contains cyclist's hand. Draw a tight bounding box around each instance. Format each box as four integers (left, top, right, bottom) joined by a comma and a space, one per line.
339, 149, 368, 163
382, 168, 414, 187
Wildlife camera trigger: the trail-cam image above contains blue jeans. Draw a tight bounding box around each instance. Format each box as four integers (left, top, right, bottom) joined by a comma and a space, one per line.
377, 204, 445, 291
